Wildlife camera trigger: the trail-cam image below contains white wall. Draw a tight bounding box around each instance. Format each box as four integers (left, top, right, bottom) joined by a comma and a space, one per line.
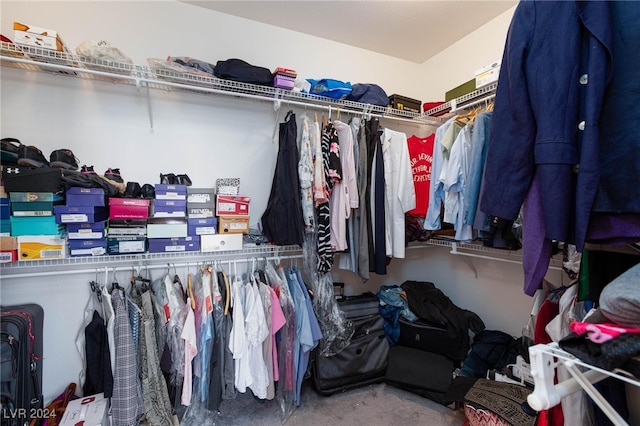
0, 0, 565, 407
417, 5, 516, 101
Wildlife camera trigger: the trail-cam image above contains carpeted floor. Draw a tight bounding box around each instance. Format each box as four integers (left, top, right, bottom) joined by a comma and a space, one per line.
213, 381, 467, 426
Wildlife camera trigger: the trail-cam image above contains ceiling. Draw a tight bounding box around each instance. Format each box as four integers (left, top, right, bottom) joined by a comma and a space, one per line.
182, 1, 517, 64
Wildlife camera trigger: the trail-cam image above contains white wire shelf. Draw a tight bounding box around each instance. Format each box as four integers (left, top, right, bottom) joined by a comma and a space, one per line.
0, 244, 302, 278
412, 237, 564, 270
423, 82, 497, 117
0, 41, 442, 125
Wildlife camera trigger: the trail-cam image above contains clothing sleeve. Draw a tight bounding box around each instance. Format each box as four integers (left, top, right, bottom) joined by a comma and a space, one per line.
398, 133, 416, 213
479, 1, 537, 221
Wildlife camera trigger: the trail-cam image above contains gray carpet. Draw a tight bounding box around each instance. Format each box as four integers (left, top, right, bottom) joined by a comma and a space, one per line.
213, 381, 467, 426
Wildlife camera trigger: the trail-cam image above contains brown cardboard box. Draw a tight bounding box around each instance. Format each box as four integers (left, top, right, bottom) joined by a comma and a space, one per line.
218, 215, 250, 234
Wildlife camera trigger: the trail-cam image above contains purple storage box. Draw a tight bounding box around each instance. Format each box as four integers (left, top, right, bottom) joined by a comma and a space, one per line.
148, 236, 200, 253
68, 238, 107, 257
53, 205, 108, 224
187, 217, 217, 236
153, 199, 187, 216
67, 221, 107, 239
154, 184, 187, 200
273, 74, 295, 90
65, 187, 106, 207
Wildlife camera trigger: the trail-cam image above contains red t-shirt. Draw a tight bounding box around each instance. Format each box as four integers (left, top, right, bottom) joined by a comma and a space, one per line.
407, 133, 435, 217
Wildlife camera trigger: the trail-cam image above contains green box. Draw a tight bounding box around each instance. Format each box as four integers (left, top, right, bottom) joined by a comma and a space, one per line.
445, 79, 477, 102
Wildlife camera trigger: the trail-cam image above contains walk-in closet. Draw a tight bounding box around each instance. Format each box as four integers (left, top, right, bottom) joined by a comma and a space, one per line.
1, 2, 639, 426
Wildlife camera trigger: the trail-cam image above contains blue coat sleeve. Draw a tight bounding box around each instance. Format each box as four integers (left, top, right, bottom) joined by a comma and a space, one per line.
480, 1, 536, 221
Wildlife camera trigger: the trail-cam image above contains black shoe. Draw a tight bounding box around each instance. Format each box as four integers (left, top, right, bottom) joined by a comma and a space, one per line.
1, 138, 22, 164
17, 145, 49, 168
176, 174, 192, 186
160, 173, 176, 185
124, 181, 142, 198
81, 165, 96, 174
140, 184, 155, 199
105, 168, 123, 183
49, 149, 79, 170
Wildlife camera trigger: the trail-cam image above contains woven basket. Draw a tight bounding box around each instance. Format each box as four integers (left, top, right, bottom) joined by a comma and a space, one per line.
464, 403, 509, 426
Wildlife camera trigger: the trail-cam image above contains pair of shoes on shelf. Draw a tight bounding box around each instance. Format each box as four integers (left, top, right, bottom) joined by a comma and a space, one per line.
81, 165, 97, 174
1, 138, 22, 164
14, 144, 80, 170
104, 168, 123, 183
13, 143, 78, 170
124, 182, 155, 199
160, 173, 192, 186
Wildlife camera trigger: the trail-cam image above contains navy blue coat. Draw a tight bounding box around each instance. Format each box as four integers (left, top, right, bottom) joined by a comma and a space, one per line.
480, 0, 612, 251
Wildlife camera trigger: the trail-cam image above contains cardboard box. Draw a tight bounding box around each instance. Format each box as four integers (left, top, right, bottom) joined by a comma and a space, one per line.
152, 199, 186, 218
0, 236, 18, 263
475, 60, 501, 89
154, 184, 187, 200
107, 219, 147, 237
18, 235, 66, 260
13, 22, 66, 52
273, 74, 295, 90
388, 94, 421, 113
445, 79, 477, 102
187, 217, 217, 236
187, 188, 215, 204
107, 236, 146, 255
148, 236, 200, 253
108, 198, 150, 220
65, 187, 106, 207
187, 204, 215, 219
0, 220, 10, 236
2, 167, 63, 193
215, 178, 240, 195
59, 393, 109, 426
68, 239, 107, 257
54, 205, 108, 224
9, 192, 60, 202
0, 198, 9, 219
216, 195, 250, 216
10, 216, 64, 236
218, 215, 250, 234
146, 218, 187, 238
67, 221, 106, 240
10, 201, 54, 216
201, 233, 243, 252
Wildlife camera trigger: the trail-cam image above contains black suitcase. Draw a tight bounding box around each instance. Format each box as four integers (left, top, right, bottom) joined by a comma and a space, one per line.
312, 293, 389, 395
398, 317, 469, 361
1, 304, 44, 426
385, 345, 456, 406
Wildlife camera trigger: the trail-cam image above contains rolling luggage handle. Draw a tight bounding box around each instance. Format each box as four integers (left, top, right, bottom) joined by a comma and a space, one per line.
1, 309, 44, 423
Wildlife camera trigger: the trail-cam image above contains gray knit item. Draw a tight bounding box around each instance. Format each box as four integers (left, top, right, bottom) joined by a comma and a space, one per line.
600, 263, 640, 328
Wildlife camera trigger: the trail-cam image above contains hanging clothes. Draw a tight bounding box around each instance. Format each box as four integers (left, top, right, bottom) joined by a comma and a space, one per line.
317, 122, 340, 273
479, 1, 613, 295
331, 120, 357, 252
381, 128, 415, 258
111, 289, 142, 426
424, 117, 455, 231
139, 290, 177, 426
262, 110, 305, 246
367, 119, 387, 275
355, 118, 370, 281
298, 114, 315, 233
407, 133, 435, 219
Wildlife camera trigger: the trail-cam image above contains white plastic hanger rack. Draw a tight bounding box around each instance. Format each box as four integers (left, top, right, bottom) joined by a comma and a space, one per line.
528, 342, 640, 426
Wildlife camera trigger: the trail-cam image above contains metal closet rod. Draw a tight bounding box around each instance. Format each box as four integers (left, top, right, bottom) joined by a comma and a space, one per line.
1, 254, 304, 280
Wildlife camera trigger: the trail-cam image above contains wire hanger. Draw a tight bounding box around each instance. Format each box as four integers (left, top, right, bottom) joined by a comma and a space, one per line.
111, 267, 123, 292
